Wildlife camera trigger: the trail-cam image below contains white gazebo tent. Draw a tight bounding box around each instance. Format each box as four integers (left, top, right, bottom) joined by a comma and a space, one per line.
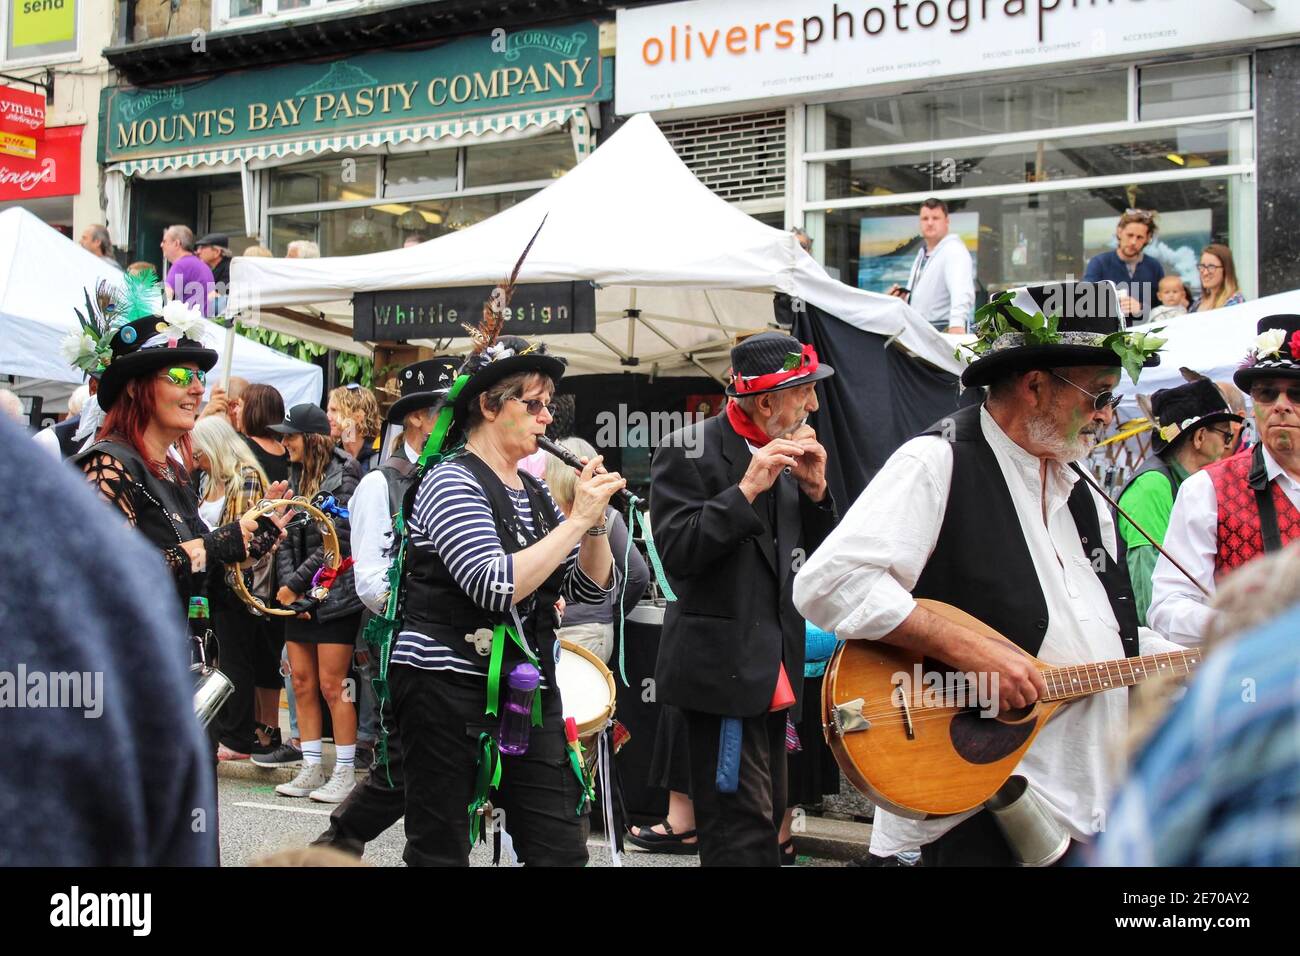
0, 207, 323, 410
229, 113, 964, 381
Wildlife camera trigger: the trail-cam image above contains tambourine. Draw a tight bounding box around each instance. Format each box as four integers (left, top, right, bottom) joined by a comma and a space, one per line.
229, 496, 341, 617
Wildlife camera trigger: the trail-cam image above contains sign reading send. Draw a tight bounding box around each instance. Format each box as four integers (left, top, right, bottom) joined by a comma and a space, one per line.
101, 21, 607, 163
353, 282, 597, 342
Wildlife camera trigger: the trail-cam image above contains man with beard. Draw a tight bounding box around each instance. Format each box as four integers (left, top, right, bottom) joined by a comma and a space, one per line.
795, 281, 1178, 866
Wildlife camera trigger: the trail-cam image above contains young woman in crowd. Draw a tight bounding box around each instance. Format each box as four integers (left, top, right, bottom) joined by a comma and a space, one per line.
327, 384, 384, 476
1190, 243, 1246, 312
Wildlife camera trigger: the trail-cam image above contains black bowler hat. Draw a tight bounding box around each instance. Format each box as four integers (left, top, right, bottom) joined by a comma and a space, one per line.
1149, 379, 1242, 455
387, 356, 461, 424
451, 335, 567, 422
1234, 315, 1300, 390
195, 233, 229, 251
961, 281, 1160, 388
724, 331, 834, 397
270, 403, 331, 436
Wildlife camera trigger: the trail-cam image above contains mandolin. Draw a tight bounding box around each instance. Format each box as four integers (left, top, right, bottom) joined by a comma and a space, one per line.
821, 600, 1200, 819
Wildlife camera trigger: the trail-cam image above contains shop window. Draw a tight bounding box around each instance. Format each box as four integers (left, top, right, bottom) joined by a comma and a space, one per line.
384, 150, 458, 199
812, 178, 1237, 304
270, 156, 379, 207
811, 121, 1247, 201
3, 0, 80, 64
811, 71, 1128, 152
1139, 57, 1252, 122
217, 0, 356, 26
269, 188, 538, 257
463, 133, 577, 189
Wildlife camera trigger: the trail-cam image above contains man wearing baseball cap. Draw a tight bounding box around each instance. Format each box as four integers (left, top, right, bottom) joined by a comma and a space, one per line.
650, 330, 838, 866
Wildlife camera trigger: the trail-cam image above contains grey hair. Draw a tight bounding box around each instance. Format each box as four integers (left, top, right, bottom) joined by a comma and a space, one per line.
287, 239, 320, 258
166, 224, 196, 251
86, 224, 113, 257
543, 436, 597, 512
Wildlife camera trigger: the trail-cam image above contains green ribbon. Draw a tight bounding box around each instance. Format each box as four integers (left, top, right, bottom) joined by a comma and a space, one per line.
615, 503, 676, 688
468, 732, 503, 845
567, 743, 595, 815
485, 622, 542, 727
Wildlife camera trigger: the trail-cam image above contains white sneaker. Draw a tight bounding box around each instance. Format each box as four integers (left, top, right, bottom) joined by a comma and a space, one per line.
276, 762, 328, 798
309, 764, 356, 803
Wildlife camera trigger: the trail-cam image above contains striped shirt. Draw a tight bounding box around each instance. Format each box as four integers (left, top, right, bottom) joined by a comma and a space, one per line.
392, 460, 613, 677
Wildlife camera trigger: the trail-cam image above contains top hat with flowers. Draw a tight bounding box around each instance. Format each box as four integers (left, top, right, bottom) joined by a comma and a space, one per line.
62, 268, 218, 410
1233, 315, 1300, 390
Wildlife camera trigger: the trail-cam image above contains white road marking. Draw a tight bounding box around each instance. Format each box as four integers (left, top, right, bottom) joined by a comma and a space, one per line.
232, 801, 334, 817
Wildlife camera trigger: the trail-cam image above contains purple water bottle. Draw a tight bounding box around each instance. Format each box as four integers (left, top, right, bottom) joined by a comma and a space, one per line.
498, 662, 540, 756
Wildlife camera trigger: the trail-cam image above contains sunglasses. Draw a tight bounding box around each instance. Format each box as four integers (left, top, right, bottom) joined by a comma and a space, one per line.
1252, 384, 1300, 405
160, 367, 207, 388
1206, 427, 1236, 443
1049, 371, 1122, 411
510, 396, 556, 417
1123, 208, 1155, 223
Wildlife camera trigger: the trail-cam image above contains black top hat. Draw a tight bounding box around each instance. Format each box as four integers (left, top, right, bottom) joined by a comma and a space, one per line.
1149, 379, 1242, 455
270, 403, 331, 437
195, 233, 229, 250
961, 281, 1160, 388
452, 336, 566, 423
387, 356, 461, 424
1233, 315, 1300, 390
724, 331, 835, 397
96, 310, 219, 410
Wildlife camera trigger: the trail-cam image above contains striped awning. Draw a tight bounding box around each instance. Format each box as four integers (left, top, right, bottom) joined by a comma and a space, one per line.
107, 105, 590, 177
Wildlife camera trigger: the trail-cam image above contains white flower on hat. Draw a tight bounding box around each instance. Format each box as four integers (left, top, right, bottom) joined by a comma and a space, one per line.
60, 330, 97, 365
158, 299, 208, 343
1255, 328, 1287, 359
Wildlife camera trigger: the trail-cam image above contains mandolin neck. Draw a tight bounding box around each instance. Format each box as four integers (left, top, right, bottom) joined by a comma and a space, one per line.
1040, 649, 1202, 703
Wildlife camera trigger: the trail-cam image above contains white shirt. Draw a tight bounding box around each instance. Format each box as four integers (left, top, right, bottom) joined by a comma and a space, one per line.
907, 232, 975, 332
1149, 445, 1300, 646
351, 441, 419, 615
32, 426, 62, 461
793, 407, 1181, 854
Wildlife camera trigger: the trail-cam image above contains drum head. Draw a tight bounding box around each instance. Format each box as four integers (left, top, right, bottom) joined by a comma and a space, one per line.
556, 639, 616, 736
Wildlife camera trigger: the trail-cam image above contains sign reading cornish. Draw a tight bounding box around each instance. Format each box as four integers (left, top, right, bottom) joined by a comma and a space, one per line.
100, 21, 607, 163
353, 282, 597, 342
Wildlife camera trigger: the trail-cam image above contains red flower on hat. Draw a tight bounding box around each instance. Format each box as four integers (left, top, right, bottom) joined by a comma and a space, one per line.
1290, 329, 1300, 361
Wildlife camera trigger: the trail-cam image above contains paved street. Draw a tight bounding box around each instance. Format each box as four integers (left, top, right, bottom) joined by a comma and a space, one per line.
217, 768, 848, 867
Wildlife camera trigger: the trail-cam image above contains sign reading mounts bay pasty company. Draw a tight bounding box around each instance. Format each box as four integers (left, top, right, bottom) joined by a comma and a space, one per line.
100, 21, 607, 163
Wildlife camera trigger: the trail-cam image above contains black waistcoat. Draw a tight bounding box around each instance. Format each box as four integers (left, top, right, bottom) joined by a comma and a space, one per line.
401, 453, 566, 687
912, 405, 1139, 659
54, 415, 82, 459
76, 437, 208, 611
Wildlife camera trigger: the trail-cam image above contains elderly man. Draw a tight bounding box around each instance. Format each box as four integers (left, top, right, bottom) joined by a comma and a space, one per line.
195, 233, 232, 310
313, 357, 459, 856
286, 239, 320, 259
795, 281, 1176, 866
650, 330, 837, 866
160, 224, 215, 315
1149, 315, 1300, 644
79, 224, 122, 271
1117, 379, 1242, 625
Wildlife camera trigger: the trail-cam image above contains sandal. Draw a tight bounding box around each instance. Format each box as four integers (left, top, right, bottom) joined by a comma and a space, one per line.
625, 819, 699, 855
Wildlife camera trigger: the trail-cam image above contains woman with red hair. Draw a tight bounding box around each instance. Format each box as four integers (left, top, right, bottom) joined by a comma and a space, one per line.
75, 298, 286, 613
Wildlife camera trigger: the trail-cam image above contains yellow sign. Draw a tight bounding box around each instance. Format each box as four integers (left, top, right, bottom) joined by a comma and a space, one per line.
0, 130, 37, 159
11, 0, 77, 47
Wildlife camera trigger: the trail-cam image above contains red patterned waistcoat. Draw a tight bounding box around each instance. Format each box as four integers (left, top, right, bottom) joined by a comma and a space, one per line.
1206, 446, 1300, 577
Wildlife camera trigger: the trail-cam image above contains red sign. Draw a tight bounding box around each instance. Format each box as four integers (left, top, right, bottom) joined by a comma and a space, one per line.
0, 85, 45, 137
0, 125, 82, 201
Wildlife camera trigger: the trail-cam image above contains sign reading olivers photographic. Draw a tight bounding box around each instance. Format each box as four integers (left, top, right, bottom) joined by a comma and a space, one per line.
99, 21, 607, 163
352, 282, 597, 342
615, 0, 1300, 114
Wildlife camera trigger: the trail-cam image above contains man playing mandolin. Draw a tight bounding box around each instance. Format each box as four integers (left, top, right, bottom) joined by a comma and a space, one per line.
795, 281, 1183, 866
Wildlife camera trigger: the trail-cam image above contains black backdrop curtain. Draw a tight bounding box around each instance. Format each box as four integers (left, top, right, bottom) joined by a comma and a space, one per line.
792, 302, 960, 509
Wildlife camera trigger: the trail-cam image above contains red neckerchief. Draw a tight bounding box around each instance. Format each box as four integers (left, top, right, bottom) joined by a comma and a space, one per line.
726, 399, 772, 447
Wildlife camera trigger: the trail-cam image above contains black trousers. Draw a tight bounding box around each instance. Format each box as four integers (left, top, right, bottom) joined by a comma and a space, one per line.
311, 691, 406, 856
210, 587, 260, 753
684, 708, 788, 867
389, 663, 589, 867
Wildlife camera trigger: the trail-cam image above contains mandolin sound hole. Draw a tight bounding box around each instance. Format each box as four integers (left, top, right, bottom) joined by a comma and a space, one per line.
948, 710, 1037, 765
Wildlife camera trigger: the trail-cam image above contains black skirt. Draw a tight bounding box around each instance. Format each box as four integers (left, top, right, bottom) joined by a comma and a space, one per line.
284, 612, 361, 646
